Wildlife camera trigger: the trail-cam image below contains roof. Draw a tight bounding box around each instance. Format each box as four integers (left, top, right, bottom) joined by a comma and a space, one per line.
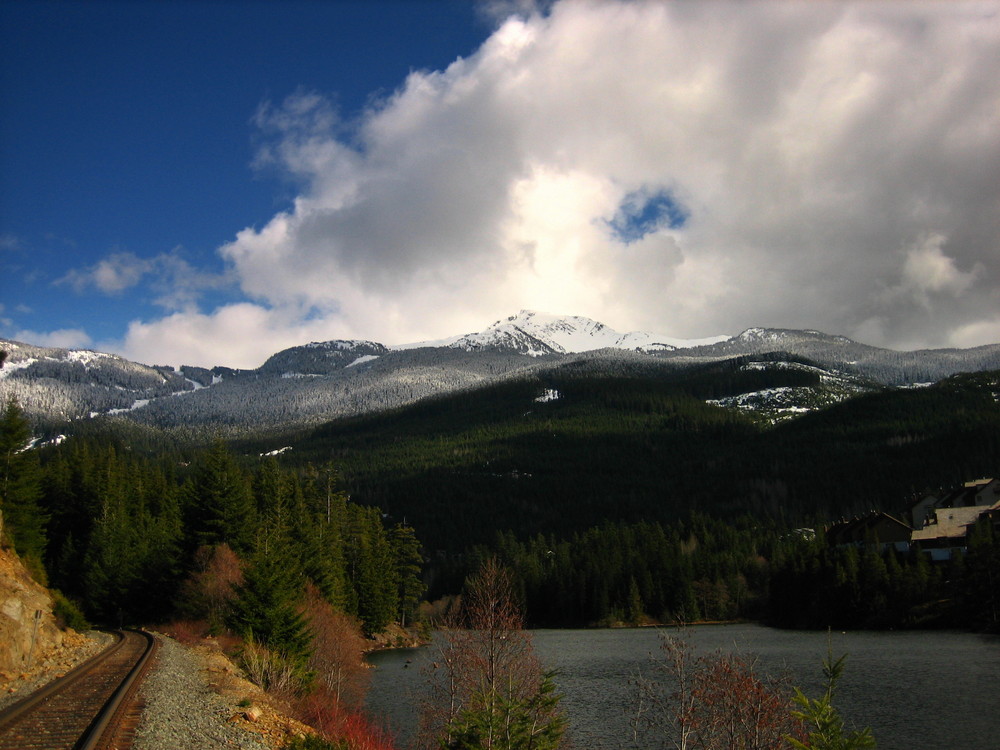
911, 503, 1000, 542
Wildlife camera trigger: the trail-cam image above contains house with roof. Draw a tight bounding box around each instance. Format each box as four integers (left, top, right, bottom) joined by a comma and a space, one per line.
909, 478, 1000, 560
825, 511, 912, 553
909, 478, 1000, 530
824, 479, 999, 561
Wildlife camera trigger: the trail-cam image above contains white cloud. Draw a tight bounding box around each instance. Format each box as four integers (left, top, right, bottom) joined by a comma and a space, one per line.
57, 249, 230, 311
119, 0, 1000, 365
14, 328, 92, 349
113, 303, 359, 369
949, 318, 1000, 349
898, 233, 982, 301
59, 251, 153, 294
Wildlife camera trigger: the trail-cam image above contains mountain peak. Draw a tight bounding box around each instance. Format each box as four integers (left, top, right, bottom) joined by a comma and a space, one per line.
446, 312, 728, 356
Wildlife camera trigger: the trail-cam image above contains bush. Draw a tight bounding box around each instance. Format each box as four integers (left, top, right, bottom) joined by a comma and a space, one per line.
239, 635, 313, 695
291, 687, 398, 750
301, 583, 371, 708
52, 590, 89, 631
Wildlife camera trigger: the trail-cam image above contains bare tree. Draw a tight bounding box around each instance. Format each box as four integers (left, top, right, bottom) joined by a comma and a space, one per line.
301, 582, 372, 708
176, 543, 244, 630
632, 632, 805, 750
419, 559, 565, 750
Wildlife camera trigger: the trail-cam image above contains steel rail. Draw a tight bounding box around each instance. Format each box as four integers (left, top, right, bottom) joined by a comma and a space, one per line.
0, 629, 157, 750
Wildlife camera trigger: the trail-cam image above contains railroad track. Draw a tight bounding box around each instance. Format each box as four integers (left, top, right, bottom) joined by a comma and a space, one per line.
0, 629, 158, 750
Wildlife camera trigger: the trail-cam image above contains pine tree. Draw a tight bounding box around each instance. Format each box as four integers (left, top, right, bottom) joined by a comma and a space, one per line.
347, 505, 398, 636
0, 397, 47, 571
227, 546, 313, 676
228, 459, 313, 684
391, 522, 424, 627
788, 653, 876, 750
183, 439, 256, 552
297, 463, 350, 608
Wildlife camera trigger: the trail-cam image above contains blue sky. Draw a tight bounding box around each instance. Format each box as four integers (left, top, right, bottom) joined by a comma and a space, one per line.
2, 1, 999, 367
2, 0, 489, 349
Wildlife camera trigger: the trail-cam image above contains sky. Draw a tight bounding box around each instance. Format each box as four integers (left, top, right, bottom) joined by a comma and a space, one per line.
2, 0, 999, 369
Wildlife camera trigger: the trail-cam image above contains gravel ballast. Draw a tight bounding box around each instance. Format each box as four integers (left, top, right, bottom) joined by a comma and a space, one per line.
133, 635, 272, 750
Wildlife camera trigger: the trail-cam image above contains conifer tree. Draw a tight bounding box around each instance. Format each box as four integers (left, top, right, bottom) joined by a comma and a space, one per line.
347, 505, 398, 636
0, 397, 47, 569
228, 463, 312, 682
391, 522, 424, 627
297, 463, 350, 608
183, 439, 256, 552
227, 545, 312, 666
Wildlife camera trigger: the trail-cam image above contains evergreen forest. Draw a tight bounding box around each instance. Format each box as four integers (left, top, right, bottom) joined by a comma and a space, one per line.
2, 361, 998, 635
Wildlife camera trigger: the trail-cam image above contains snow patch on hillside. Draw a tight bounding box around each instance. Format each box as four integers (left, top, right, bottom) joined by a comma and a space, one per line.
0, 358, 37, 377
346, 355, 380, 368
107, 399, 151, 415
66, 350, 115, 365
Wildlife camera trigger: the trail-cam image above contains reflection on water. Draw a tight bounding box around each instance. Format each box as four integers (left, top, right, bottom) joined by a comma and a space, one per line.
366, 624, 1000, 749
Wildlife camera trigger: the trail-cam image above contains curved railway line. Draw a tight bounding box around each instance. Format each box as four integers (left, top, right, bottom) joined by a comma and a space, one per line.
0, 629, 158, 750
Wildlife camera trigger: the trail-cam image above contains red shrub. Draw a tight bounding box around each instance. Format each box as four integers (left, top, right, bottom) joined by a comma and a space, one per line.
294, 687, 398, 750
161, 619, 209, 645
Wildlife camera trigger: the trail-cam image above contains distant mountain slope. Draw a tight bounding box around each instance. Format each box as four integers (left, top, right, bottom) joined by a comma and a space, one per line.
664, 327, 1000, 385
257, 340, 390, 376
122, 347, 553, 432
2, 312, 998, 432
0, 339, 194, 424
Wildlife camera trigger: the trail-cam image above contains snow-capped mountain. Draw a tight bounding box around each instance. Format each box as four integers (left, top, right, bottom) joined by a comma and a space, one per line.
2, 312, 999, 432
434, 310, 729, 356
257, 340, 389, 376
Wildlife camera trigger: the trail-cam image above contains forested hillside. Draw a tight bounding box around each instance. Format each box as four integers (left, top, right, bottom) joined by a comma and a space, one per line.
258, 366, 1000, 554
0, 395, 422, 640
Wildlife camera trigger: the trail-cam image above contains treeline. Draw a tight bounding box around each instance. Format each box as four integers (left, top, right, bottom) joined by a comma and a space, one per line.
444, 516, 788, 627
769, 526, 1000, 630
457, 515, 1000, 631
1, 398, 423, 637
472, 516, 782, 627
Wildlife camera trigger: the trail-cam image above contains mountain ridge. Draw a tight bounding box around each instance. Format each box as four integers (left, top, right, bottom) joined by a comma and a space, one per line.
2, 312, 999, 432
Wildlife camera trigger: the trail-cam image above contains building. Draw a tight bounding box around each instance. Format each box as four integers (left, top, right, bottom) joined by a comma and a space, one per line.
825, 511, 912, 553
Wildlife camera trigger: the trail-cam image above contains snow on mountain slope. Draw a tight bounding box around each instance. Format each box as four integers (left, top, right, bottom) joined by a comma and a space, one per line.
4, 312, 999, 432
434, 310, 728, 356
257, 340, 389, 376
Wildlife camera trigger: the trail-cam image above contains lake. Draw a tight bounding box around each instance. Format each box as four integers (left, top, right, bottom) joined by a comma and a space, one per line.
366, 624, 1000, 749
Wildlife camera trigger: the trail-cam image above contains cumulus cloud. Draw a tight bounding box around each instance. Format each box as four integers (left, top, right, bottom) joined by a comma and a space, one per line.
58, 249, 230, 311
59, 251, 153, 294
113, 303, 354, 369
119, 0, 1000, 365
15, 328, 92, 349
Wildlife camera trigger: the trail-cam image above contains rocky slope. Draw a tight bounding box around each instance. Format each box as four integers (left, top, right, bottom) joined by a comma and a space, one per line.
0, 531, 110, 706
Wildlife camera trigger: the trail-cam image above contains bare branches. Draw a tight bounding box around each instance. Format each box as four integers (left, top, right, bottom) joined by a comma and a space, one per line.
632, 632, 805, 750
419, 559, 565, 750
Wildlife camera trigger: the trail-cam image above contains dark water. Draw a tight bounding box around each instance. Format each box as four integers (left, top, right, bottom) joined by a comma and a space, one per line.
366, 624, 1000, 749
